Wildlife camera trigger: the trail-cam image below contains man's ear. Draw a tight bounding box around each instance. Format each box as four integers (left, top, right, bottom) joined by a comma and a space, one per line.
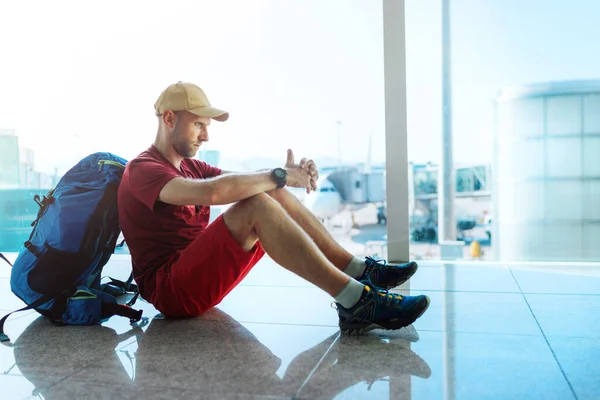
162, 110, 176, 128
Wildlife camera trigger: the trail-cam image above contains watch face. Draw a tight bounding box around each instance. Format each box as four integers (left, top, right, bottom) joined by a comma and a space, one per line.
275, 169, 286, 178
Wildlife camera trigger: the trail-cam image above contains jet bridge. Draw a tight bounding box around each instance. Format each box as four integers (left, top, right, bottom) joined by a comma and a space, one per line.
326, 168, 386, 204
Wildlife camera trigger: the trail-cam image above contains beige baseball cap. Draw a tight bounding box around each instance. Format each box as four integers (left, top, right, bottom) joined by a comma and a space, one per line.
154, 81, 229, 122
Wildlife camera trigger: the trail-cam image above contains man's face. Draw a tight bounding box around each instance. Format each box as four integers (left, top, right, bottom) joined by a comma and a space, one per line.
170, 111, 211, 158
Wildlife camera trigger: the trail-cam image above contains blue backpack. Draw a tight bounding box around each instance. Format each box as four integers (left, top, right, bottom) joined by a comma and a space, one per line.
0, 152, 143, 342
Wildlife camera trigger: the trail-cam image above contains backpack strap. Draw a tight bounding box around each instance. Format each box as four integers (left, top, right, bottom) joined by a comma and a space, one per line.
0, 294, 53, 342
101, 302, 143, 323
102, 272, 140, 308
0, 253, 12, 267
106, 272, 138, 293
126, 291, 140, 307
102, 270, 141, 308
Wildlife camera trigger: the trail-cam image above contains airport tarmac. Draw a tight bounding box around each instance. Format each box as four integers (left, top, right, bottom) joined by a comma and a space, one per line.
325, 205, 493, 261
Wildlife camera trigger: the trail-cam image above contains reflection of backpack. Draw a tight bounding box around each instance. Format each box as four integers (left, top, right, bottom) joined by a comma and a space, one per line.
11, 315, 147, 398
0, 152, 143, 342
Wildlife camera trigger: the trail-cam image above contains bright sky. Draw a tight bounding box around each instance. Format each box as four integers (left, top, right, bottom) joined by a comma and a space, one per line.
407, 0, 600, 166
1, 0, 599, 175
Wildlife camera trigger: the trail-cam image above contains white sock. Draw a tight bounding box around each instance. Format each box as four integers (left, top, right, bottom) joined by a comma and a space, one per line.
334, 279, 366, 308
342, 256, 367, 278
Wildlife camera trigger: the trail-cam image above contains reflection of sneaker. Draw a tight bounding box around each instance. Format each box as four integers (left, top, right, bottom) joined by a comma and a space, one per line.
335, 335, 432, 379
336, 283, 430, 335
358, 257, 418, 289
292, 334, 432, 399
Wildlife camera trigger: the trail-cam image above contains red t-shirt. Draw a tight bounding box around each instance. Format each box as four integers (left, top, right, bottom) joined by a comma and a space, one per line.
117, 145, 222, 298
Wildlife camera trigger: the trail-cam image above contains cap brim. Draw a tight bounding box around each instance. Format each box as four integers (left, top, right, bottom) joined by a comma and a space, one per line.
188, 106, 229, 122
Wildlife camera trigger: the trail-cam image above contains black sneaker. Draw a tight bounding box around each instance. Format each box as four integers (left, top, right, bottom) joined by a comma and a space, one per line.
357, 256, 418, 289
336, 283, 430, 335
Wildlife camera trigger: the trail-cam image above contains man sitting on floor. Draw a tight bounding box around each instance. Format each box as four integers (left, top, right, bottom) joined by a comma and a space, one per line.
117, 81, 430, 334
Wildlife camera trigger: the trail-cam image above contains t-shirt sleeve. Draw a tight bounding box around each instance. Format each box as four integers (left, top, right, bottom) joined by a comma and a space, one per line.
196, 160, 222, 178
128, 159, 180, 211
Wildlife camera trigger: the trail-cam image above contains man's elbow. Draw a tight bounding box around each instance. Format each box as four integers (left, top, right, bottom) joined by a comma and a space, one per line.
208, 189, 222, 205
204, 183, 225, 205
175, 180, 220, 206
207, 184, 243, 206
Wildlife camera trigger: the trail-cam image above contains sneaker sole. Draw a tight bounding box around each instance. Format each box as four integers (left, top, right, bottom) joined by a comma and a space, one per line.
339, 296, 431, 336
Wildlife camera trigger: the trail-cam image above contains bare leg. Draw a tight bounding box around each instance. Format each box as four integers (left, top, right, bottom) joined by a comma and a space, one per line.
222, 193, 351, 296
267, 189, 353, 270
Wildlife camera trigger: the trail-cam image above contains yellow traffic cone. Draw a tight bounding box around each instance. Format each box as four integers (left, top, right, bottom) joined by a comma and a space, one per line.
470, 240, 482, 258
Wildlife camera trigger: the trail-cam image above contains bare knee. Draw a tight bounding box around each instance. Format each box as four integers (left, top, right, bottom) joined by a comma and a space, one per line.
266, 188, 298, 210
266, 188, 289, 202
223, 194, 271, 251
266, 188, 285, 200
224, 193, 279, 229
241, 192, 280, 215
223, 194, 285, 251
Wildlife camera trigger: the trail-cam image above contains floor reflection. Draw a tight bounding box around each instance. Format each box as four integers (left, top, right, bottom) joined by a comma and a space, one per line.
4, 257, 597, 399
9, 309, 431, 399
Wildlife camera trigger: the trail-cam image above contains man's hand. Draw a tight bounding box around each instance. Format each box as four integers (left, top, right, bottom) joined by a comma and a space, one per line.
286, 149, 319, 193
285, 166, 313, 193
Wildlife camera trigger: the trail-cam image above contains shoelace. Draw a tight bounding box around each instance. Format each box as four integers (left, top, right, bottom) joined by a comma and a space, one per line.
363, 275, 403, 306
364, 256, 388, 278
365, 256, 387, 269
374, 288, 403, 306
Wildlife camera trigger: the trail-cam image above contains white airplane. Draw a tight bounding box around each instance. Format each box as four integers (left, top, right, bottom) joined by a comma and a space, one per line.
303, 174, 344, 221
303, 166, 387, 223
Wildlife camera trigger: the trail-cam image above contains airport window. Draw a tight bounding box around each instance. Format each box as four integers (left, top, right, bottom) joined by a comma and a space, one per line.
406, 0, 600, 262
0, 1, 388, 260
4, 2, 597, 264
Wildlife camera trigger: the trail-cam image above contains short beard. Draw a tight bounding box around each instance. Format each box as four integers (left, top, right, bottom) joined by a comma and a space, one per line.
171, 119, 197, 158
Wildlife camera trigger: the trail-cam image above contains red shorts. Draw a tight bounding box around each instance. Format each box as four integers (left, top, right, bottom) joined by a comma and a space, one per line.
149, 215, 265, 317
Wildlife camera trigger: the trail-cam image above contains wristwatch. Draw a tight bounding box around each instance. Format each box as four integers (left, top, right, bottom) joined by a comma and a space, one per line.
271, 168, 288, 189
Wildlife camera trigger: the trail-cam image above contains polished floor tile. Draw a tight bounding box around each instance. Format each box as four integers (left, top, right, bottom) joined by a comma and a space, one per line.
54, 310, 339, 398
100, 255, 137, 283
403, 264, 521, 293
38, 381, 293, 400
4, 315, 145, 383
525, 293, 600, 338
408, 331, 575, 400
393, 290, 542, 336
23, 381, 140, 400
241, 257, 312, 288
217, 285, 339, 327
0, 312, 43, 376
546, 336, 600, 400
101, 298, 162, 334
0, 278, 27, 311
298, 330, 575, 400
512, 266, 600, 295
297, 332, 431, 399
2, 374, 57, 400
242, 261, 523, 293
0, 262, 12, 278
1, 252, 599, 399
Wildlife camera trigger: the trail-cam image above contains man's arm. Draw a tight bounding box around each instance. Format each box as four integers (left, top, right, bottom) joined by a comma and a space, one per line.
158, 149, 318, 206
219, 169, 269, 175
159, 167, 312, 206
158, 171, 278, 206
